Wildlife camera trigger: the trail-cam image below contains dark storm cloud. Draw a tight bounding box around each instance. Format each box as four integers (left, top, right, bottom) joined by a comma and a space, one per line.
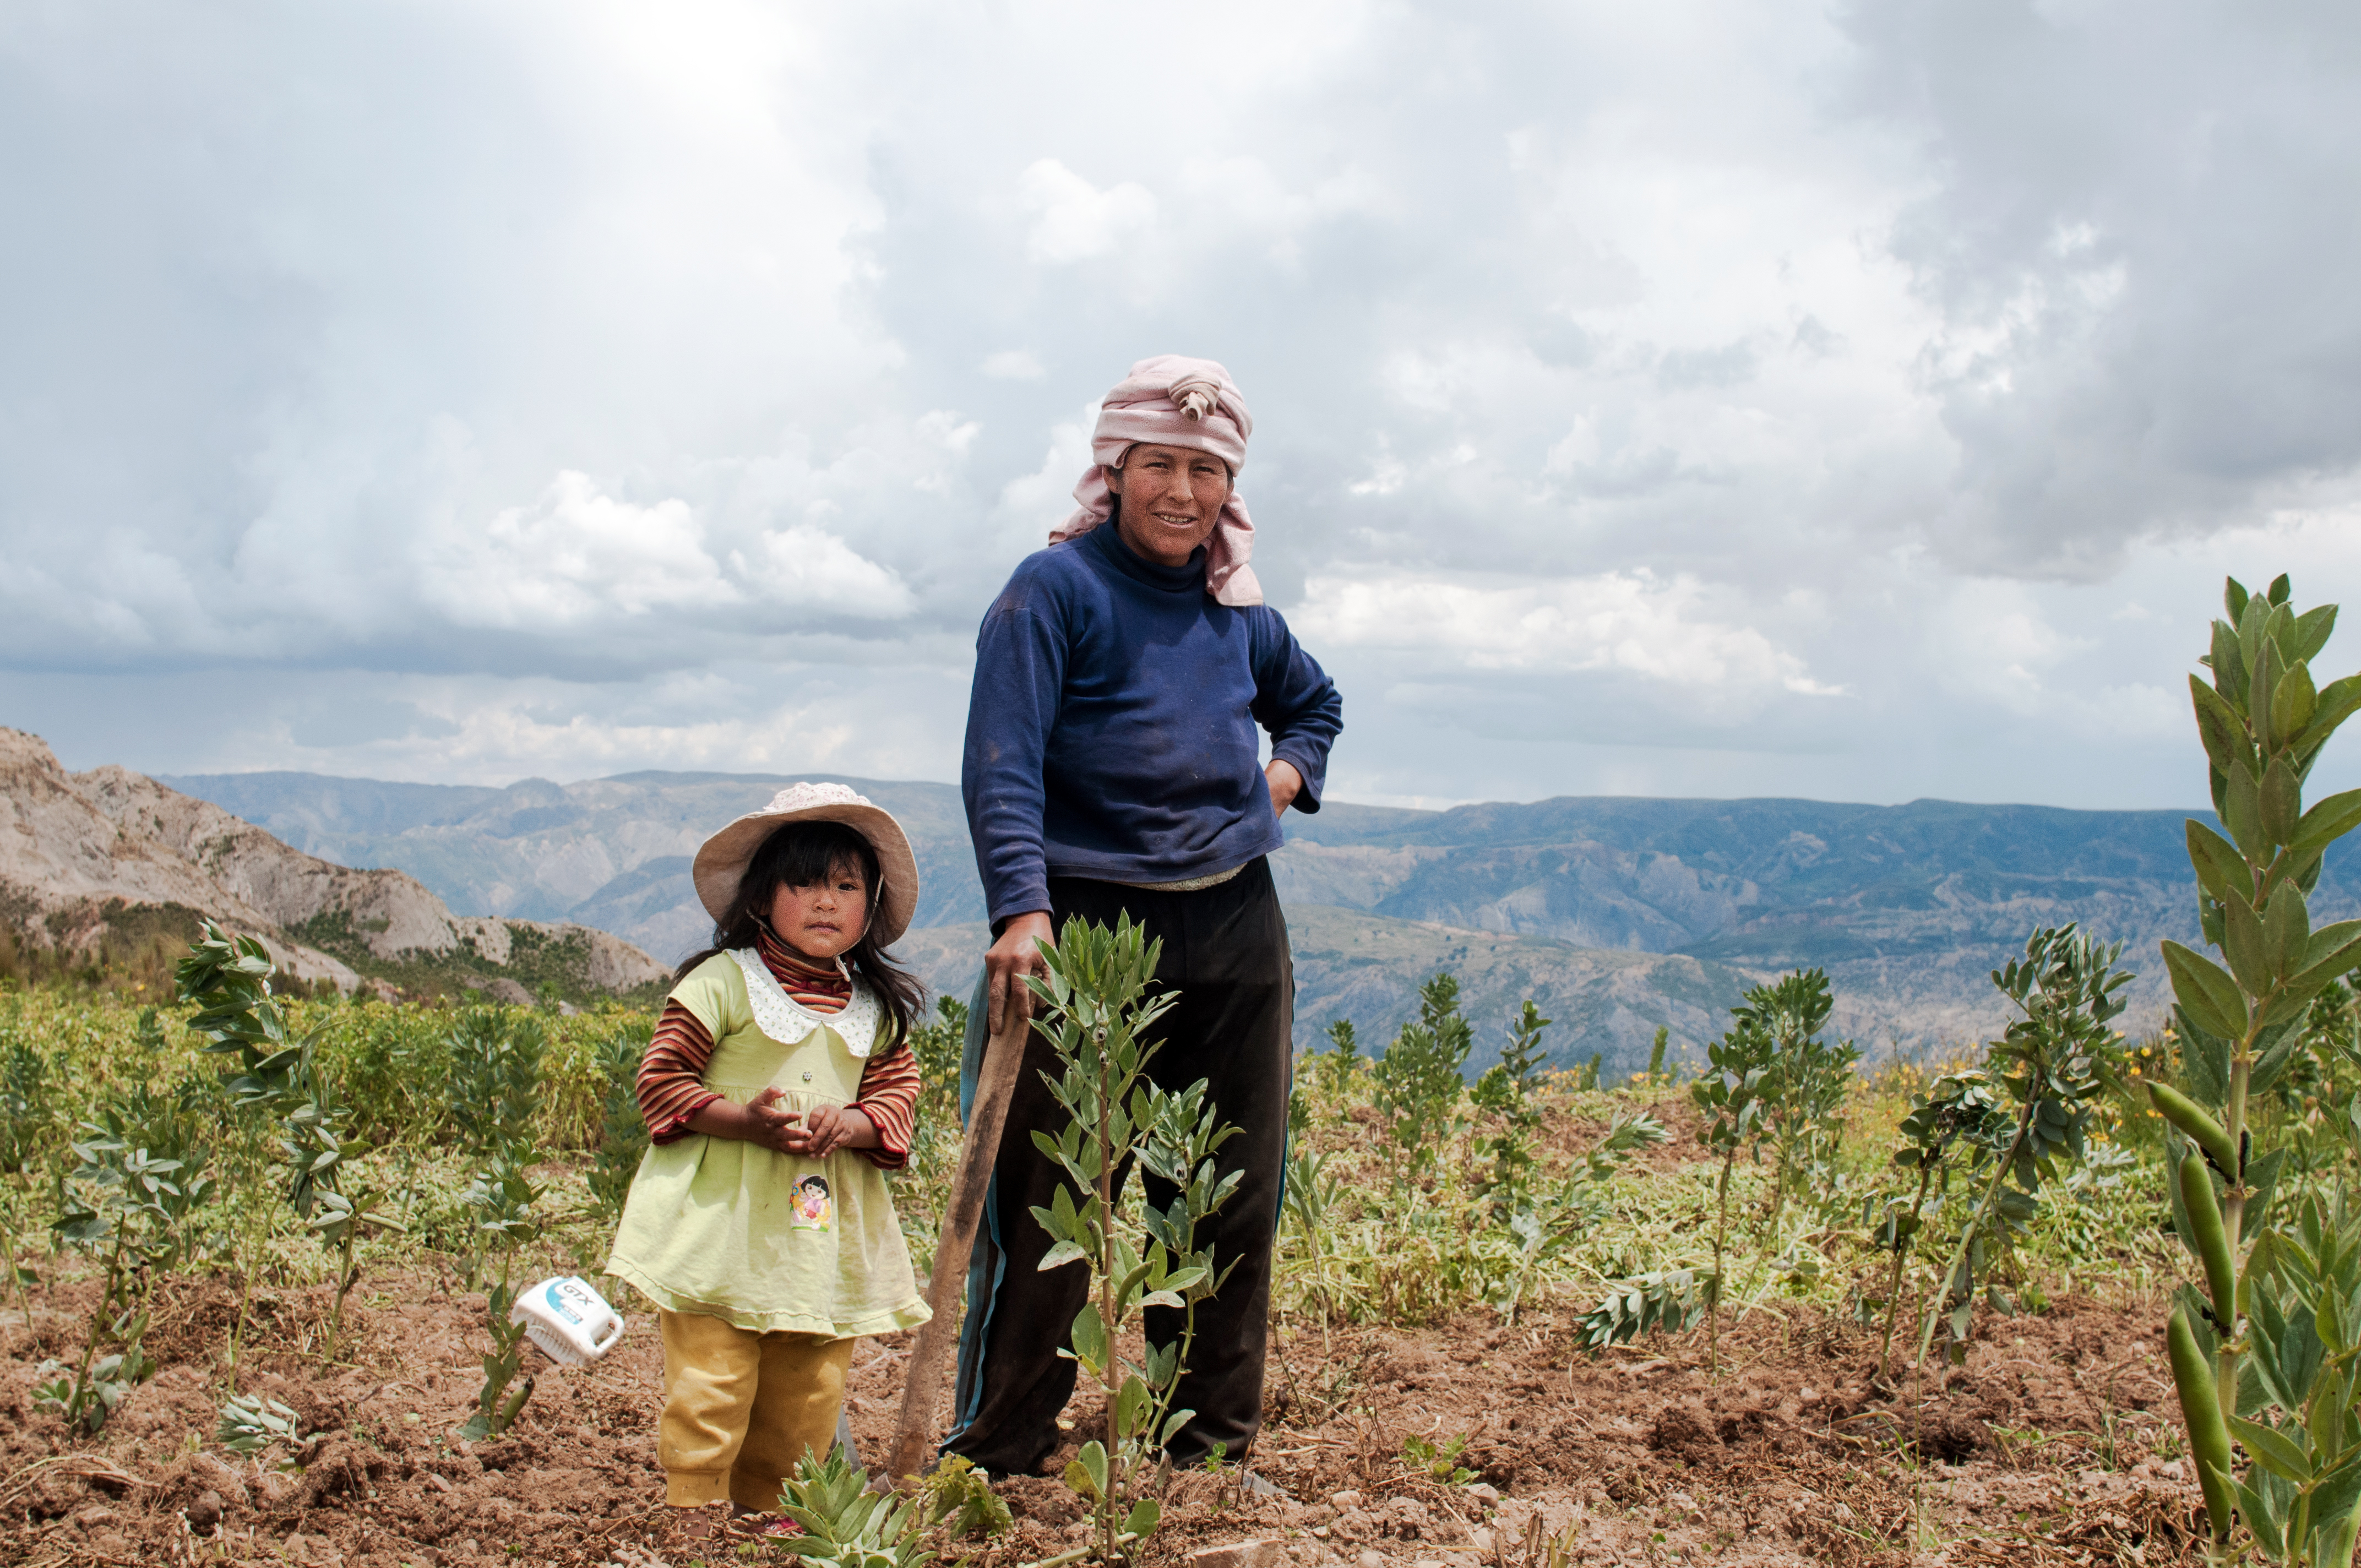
1840, 0, 2361, 575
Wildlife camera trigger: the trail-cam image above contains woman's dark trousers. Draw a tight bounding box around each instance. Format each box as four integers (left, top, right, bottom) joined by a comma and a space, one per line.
940, 857, 1292, 1477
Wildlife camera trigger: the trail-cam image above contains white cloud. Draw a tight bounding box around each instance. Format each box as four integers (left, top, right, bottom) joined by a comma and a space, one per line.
980, 350, 1045, 381
421, 472, 736, 629
1296, 570, 1841, 696
990, 406, 1097, 546
728, 527, 915, 617
1019, 159, 1158, 264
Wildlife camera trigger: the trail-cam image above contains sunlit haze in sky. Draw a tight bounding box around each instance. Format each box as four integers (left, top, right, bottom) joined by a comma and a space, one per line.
7, 1, 2361, 811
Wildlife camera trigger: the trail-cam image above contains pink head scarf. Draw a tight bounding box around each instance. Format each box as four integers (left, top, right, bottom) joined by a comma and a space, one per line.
1049, 354, 1261, 606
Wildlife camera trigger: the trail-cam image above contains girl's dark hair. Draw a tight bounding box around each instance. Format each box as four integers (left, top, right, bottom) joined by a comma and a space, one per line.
674, 819, 927, 1049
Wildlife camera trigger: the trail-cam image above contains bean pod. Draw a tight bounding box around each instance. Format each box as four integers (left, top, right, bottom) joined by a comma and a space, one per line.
2179, 1152, 2238, 1326
2167, 1305, 2238, 1543
2148, 1082, 2239, 1178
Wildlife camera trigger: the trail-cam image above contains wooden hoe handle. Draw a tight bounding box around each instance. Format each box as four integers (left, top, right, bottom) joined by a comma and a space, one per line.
886, 1008, 1032, 1480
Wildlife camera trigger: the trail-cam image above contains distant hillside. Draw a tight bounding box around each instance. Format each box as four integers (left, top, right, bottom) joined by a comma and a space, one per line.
3, 732, 666, 1003
167, 770, 985, 967
1269, 795, 2360, 1060
895, 905, 1755, 1079
165, 767, 2338, 1073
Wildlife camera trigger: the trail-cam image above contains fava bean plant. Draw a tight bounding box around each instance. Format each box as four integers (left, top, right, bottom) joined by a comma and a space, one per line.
2152, 574, 2361, 1563
1911, 924, 2129, 1371
1689, 980, 1780, 1374
1471, 1000, 1552, 1219
585, 1023, 651, 1222
34, 1132, 184, 1433
1373, 974, 1474, 1184
459, 1151, 546, 1440
1748, 971, 1859, 1235
777, 1448, 1010, 1568
434, 998, 553, 1437
1489, 1108, 1665, 1327
1864, 1070, 2013, 1379
1464, 998, 1668, 1325
0, 1033, 56, 1327
176, 924, 398, 1357
1025, 913, 1242, 1565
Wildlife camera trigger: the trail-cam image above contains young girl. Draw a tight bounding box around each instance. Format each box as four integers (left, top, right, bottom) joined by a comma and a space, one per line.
607, 782, 932, 1532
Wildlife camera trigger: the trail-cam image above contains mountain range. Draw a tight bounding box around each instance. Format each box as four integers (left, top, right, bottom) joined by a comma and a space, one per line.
165, 766, 2335, 1077
1, 730, 666, 1003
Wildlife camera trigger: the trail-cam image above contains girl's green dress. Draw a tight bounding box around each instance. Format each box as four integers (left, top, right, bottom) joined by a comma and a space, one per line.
606, 951, 931, 1338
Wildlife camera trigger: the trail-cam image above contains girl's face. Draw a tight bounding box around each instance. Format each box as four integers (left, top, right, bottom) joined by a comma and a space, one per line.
766, 859, 869, 961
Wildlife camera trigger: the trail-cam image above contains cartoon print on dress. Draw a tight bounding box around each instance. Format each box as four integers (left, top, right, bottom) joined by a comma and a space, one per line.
791, 1174, 833, 1233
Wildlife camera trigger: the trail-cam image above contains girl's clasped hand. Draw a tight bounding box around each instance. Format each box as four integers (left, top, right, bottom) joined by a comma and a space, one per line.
737, 1090, 875, 1158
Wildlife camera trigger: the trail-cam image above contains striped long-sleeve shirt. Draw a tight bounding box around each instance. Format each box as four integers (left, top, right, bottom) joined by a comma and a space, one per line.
634, 929, 921, 1169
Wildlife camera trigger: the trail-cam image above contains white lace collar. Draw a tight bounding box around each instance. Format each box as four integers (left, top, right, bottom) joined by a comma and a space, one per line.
726, 948, 880, 1059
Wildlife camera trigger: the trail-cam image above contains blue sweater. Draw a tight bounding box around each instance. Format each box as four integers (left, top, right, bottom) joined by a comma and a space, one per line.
961, 522, 1344, 924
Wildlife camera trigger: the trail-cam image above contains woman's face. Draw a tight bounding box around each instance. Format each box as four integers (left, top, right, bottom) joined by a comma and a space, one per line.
766, 860, 869, 961
1107, 442, 1231, 568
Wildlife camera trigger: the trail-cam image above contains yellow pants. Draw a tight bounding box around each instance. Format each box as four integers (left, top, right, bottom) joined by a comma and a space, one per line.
657, 1309, 856, 1510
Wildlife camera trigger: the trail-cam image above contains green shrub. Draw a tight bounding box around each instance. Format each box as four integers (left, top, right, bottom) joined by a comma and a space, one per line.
1743, 970, 1860, 1232
445, 1007, 545, 1156
1471, 1001, 1551, 1217
1374, 974, 1473, 1180
585, 1022, 651, 1219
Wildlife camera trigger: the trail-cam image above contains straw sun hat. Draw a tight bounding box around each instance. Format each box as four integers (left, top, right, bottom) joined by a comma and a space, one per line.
690, 782, 921, 949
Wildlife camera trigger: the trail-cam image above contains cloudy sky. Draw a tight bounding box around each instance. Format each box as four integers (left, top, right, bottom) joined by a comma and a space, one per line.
6, 0, 2360, 812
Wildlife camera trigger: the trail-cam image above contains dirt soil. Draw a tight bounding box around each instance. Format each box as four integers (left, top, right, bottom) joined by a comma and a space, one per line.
0, 1271, 2208, 1567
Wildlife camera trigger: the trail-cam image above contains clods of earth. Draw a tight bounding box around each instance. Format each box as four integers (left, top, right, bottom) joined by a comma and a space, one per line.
1, 1271, 2208, 1566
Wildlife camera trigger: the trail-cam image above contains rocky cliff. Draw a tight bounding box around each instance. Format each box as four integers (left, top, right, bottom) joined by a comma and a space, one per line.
1, 730, 666, 1000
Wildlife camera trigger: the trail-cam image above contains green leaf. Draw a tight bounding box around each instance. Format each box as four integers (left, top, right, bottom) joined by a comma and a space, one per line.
2163, 941, 2248, 1039
1036, 1239, 1087, 1272
2228, 1416, 2314, 1484
2191, 676, 2247, 773
1063, 1458, 1100, 1502
1114, 1374, 1151, 1439
2272, 661, 2319, 750
2226, 763, 2269, 860
2248, 597, 2285, 694
2290, 602, 2338, 664
2300, 919, 2361, 970
2241, 592, 2273, 680
2283, 923, 2361, 1001
1069, 1304, 1109, 1375
2213, 618, 2251, 705
2237, 1476, 2289, 1558
2220, 893, 2271, 997
1125, 1499, 1161, 1540
2261, 756, 2302, 845
2262, 881, 2310, 979
2187, 820, 2250, 900
2303, 674, 2361, 752
2226, 578, 2251, 624
2308, 1458, 2361, 1561
2289, 788, 2361, 861
2254, 621, 2291, 746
